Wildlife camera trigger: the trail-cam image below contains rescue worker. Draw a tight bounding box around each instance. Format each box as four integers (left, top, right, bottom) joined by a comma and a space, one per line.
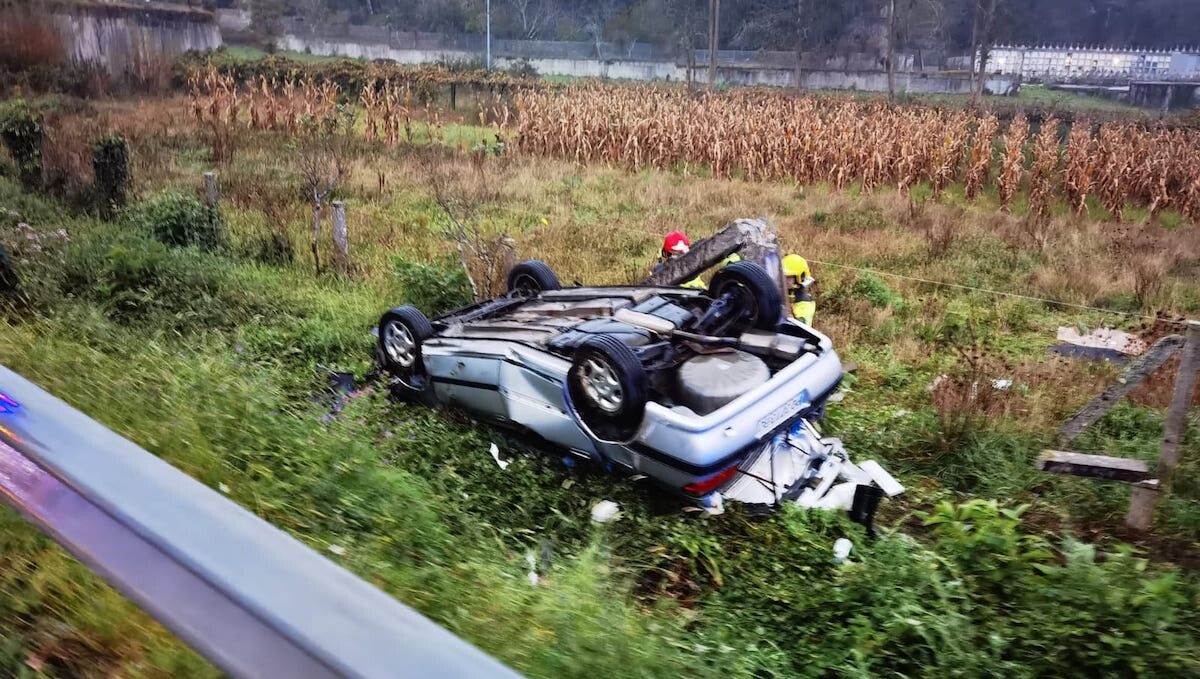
653, 231, 707, 290
783, 253, 816, 325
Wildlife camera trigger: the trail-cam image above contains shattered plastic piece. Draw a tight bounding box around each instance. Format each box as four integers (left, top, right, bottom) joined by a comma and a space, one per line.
992, 378, 1013, 391
591, 500, 621, 523
217, 482, 231, 494
525, 553, 539, 586
700, 493, 725, 515
328, 544, 346, 556
489, 443, 509, 470
858, 460, 906, 497
892, 409, 909, 418
833, 538, 853, 563
1055, 326, 1147, 360
827, 390, 847, 403
561, 478, 575, 490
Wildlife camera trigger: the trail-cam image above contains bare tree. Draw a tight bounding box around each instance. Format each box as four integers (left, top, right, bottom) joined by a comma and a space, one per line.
297, 119, 352, 274
583, 0, 622, 59
886, 0, 897, 99
794, 0, 804, 91
664, 0, 707, 90
509, 0, 558, 40
417, 150, 515, 299
970, 0, 1000, 107
708, 0, 721, 87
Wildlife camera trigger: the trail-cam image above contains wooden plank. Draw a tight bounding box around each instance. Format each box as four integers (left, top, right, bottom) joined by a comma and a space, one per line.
1038, 450, 1150, 483
1058, 333, 1185, 444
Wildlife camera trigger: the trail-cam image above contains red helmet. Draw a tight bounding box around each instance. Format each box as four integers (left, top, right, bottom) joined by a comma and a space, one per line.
662, 231, 691, 257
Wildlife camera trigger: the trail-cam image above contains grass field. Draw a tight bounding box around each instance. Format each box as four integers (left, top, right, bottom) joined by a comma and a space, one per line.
1, 86, 1199, 677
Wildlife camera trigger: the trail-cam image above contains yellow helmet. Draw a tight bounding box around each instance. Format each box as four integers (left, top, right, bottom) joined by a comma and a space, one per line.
782, 254, 811, 280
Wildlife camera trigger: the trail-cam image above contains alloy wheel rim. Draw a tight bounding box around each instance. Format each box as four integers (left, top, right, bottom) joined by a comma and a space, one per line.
384, 321, 417, 368
580, 357, 623, 413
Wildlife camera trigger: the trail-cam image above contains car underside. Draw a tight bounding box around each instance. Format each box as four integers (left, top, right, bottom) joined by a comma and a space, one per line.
377, 260, 903, 525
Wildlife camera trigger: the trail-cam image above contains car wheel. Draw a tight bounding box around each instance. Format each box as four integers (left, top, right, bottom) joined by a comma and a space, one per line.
507, 260, 561, 295
567, 335, 648, 444
709, 260, 784, 332
378, 305, 433, 393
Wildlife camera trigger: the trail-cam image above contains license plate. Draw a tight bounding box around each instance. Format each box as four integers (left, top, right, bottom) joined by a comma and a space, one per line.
756, 391, 809, 438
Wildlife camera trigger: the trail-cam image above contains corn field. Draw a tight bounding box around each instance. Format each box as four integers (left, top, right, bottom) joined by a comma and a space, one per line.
512, 86, 1200, 221
187, 67, 519, 148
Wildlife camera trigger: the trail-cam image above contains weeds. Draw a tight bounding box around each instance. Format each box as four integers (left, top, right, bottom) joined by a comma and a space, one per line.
906, 199, 957, 259
393, 255, 472, 315
126, 191, 224, 251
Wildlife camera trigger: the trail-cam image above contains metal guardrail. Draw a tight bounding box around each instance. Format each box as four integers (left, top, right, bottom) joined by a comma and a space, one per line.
0, 366, 521, 679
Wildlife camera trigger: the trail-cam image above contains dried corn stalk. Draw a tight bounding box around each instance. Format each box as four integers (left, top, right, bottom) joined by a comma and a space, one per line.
998, 115, 1028, 211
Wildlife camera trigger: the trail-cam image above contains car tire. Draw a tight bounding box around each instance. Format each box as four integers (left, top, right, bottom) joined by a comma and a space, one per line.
567, 334, 648, 444
709, 260, 784, 331
378, 306, 434, 394
507, 260, 561, 295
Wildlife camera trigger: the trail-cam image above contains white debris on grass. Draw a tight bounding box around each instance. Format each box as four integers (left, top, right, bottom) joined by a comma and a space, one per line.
991, 378, 1014, 391
328, 544, 347, 556
525, 553, 539, 586
217, 482, 231, 494
833, 538, 853, 563
701, 493, 725, 516
489, 442, 510, 470
1056, 326, 1148, 357
591, 500, 621, 523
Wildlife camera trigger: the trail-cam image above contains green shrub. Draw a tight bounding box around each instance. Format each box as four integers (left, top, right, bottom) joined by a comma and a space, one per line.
393, 255, 471, 315
923, 500, 1200, 675
851, 272, 902, 308
62, 237, 227, 327
0, 99, 42, 191
92, 134, 129, 217
923, 500, 1054, 596
127, 192, 224, 251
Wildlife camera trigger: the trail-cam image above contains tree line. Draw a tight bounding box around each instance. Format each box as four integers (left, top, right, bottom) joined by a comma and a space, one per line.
223, 0, 1199, 53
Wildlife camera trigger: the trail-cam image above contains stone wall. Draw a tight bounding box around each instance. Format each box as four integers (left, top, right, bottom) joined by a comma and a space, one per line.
49, 2, 221, 80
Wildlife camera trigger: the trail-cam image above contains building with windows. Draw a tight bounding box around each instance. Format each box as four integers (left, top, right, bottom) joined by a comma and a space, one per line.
979, 45, 1200, 81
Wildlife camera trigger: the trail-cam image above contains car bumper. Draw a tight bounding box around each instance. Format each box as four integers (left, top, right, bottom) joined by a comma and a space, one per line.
633, 346, 845, 472
718, 420, 904, 510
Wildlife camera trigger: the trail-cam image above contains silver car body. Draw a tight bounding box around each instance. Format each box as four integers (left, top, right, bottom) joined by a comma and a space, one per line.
412, 287, 903, 510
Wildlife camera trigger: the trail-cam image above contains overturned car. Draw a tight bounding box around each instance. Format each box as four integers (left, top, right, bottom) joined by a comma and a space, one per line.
377, 258, 902, 523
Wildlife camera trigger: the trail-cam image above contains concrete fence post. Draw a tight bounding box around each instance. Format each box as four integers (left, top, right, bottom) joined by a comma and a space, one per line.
1127, 320, 1200, 530
204, 171, 220, 209
331, 201, 349, 274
